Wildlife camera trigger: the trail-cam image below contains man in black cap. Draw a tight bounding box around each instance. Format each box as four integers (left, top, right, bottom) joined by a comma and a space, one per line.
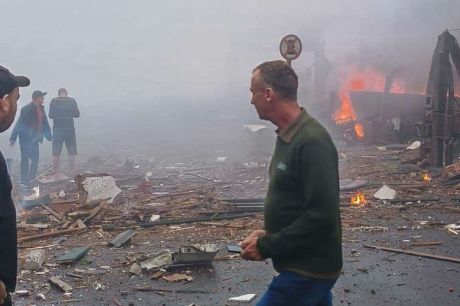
0, 65, 30, 306
10, 90, 52, 187
49, 88, 80, 173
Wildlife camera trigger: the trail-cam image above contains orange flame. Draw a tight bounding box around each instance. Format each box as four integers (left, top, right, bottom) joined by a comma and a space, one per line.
334, 66, 408, 139
354, 123, 365, 139
351, 192, 368, 206
422, 173, 431, 182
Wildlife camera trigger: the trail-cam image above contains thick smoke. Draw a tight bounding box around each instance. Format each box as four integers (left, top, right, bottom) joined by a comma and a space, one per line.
0, 0, 459, 159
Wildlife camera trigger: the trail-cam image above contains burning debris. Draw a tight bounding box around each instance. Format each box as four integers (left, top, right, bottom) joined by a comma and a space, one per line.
350, 192, 368, 206
422, 173, 431, 183
330, 65, 428, 143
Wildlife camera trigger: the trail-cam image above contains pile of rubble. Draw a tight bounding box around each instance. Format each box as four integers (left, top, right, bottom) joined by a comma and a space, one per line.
12, 157, 269, 304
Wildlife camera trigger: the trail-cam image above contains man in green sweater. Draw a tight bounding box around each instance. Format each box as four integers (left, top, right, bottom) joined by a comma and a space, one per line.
240, 60, 342, 306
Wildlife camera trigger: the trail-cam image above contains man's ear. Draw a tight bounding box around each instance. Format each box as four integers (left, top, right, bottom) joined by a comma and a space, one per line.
265, 88, 272, 102
0, 95, 10, 114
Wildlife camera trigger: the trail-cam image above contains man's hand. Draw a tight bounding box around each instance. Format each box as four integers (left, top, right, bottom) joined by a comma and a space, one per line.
239, 230, 266, 261
240, 236, 264, 261
0, 280, 7, 305
240, 229, 266, 250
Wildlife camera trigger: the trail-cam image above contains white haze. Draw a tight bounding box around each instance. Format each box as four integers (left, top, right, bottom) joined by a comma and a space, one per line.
0, 0, 459, 161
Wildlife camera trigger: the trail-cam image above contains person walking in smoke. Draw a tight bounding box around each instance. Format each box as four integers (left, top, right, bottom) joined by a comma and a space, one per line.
240, 60, 342, 306
49, 88, 80, 174
0, 65, 30, 306
10, 90, 52, 187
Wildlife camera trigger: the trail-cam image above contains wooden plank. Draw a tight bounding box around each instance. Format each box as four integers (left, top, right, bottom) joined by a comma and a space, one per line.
442, 160, 460, 180
135, 286, 212, 294
199, 222, 245, 229
409, 241, 442, 247
108, 229, 136, 248
75, 197, 111, 210
383, 198, 440, 204
17, 223, 49, 230
363, 244, 460, 264
48, 202, 76, 215
58, 246, 91, 263
48, 276, 73, 292
82, 202, 106, 225
76, 220, 87, 229
40, 204, 62, 221
18, 228, 83, 243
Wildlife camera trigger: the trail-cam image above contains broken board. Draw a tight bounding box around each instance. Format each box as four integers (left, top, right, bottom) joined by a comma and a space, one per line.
48, 276, 73, 292
108, 229, 136, 248
58, 246, 91, 264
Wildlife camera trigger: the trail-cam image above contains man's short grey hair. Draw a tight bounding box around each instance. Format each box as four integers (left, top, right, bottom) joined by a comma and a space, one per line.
253, 60, 298, 100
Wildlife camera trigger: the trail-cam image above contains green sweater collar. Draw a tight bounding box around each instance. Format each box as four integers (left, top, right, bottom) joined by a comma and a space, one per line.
277, 108, 311, 143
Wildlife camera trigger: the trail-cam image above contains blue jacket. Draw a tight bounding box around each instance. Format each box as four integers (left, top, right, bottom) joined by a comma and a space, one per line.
10, 102, 52, 143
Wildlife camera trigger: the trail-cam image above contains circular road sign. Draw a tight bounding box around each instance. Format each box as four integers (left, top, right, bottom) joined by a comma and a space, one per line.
279, 34, 302, 61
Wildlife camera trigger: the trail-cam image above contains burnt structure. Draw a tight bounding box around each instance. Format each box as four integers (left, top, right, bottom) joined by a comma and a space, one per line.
422, 30, 460, 167
349, 91, 426, 142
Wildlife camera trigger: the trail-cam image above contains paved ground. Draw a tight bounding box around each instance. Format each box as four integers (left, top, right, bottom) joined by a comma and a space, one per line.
11, 144, 460, 305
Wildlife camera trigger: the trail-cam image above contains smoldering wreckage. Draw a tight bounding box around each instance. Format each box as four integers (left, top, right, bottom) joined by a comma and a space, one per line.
7, 31, 460, 305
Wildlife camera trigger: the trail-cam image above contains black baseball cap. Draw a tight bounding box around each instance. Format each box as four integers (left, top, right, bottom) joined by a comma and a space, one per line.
0, 65, 30, 97
32, 90, 47, 99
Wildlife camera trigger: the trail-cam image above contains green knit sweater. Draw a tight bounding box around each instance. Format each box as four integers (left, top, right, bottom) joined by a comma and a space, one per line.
257, 110, 343, 276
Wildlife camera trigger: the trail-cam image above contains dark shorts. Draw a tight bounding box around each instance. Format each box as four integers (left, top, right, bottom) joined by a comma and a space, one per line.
52, 129, 78, 156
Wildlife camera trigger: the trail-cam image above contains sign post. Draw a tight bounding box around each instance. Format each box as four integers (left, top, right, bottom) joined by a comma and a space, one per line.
279, 34, 302, 66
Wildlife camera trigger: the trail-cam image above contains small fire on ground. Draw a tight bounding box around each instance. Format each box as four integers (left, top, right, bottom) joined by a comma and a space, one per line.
422, 173, 431, 182
351, 191, 368, 206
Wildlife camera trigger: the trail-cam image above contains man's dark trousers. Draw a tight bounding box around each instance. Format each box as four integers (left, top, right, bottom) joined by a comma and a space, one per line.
256, 272, 337, 306
19, 138, 39, 185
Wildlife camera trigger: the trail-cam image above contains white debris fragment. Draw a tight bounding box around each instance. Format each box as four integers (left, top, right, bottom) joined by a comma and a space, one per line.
15, 290, 30, 296
58, 190, 66, 198
374, 185, 396, 200
243, 124, 267, 132
339, 153, 348, 161
150, 214, 161, 222
23, 186, 40, 201
140, 250, 173, 271
216, 156, 228, 162
23, 249, 46, 271
228, 294, 257, 302
445, 224, 460, 230
406, 141, 421, 150
37, 293, 46, 300
144, 171, 153, 181
79, 175, 122, 204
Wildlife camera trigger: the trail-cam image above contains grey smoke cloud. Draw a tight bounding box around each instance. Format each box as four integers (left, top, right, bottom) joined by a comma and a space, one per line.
1, 0, 458, 101
0, 0, 459, 156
